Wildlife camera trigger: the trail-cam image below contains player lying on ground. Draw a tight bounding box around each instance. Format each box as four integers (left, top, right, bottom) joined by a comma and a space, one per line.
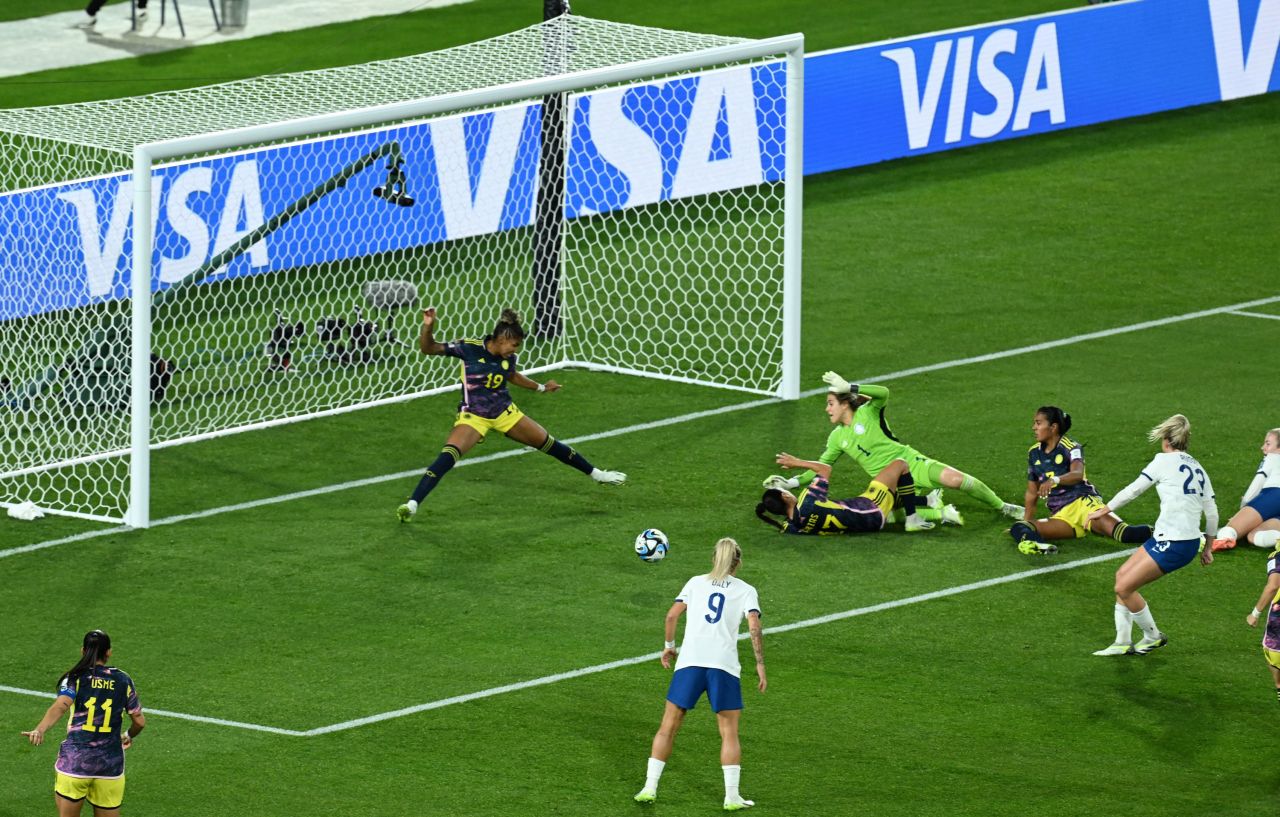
635, 537, 764, 812
764, 372, 1022, 530
757, 456, 961, 535
397, 308, 625, 522
1010, 405, 1152, 556
1085, 414, 1218, 656
1246, 543, 1280, 705
1211, 428, 1280, 551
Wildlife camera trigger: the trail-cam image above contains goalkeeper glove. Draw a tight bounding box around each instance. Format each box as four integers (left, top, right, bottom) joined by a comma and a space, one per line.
822, 371, 856, 395
763, 475, 800, 491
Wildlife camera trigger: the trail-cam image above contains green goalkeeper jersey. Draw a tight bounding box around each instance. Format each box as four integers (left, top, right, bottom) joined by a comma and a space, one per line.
797, 385, 919, 485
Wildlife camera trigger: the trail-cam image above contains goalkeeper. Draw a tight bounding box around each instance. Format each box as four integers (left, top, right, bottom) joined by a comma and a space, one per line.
765, 371, 1023, 523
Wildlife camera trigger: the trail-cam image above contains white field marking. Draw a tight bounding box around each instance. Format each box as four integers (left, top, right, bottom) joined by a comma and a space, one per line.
0, 547, 1134, 735
4, 292, 1276, 563
0, 685, 305, 736
1228, 310, 1280, 322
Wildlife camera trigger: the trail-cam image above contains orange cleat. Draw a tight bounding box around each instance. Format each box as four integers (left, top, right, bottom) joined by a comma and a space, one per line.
1211, 537, 1237, 552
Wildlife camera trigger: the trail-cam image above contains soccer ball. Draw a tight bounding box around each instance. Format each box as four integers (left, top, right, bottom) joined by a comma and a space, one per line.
634, 529, 669, 562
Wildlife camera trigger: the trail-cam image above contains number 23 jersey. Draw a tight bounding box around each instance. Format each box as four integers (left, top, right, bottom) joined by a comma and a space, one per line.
673, 575, 761, 678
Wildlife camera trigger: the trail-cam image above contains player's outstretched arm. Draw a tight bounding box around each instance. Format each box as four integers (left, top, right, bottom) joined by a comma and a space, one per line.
417, 308, 448, 355
21, 696, 71, 746
776, 452, 830, 479
509, 372, 560, 392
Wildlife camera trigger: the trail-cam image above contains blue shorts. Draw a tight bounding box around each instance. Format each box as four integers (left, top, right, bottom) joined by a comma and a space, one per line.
1247, 487, 1280, 521
1143, 536, 1200, 574
666, 667, 743, 713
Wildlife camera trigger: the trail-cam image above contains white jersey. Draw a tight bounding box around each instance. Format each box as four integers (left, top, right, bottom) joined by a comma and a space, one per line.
1244, 453, 1280, 505
673, 574, 761, 678
1108, 451, 1217, 541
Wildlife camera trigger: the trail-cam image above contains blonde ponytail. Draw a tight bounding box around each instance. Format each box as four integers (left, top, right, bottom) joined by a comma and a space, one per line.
708, 537, 742, 581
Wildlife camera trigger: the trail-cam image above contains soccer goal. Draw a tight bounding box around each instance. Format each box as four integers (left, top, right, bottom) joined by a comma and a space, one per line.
0, 15, 803, 527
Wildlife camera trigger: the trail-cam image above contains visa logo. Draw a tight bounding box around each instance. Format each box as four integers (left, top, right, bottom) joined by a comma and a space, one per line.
882, 23, 1065, 150
1208, 0, 1280, 101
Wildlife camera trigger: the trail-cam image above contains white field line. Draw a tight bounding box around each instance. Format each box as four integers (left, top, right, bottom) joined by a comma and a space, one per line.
0, 548, 1133, 736
3, 292, 1276, 564
0, 684, 305, 736
1228, 310, 1280, 322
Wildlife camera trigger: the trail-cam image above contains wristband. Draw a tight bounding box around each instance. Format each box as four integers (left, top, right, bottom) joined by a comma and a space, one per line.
537, 383, 546, 393
1253, 608, 1265, 618
664, 641, 675, 650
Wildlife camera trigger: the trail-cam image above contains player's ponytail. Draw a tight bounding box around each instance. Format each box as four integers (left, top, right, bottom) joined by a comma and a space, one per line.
709, 537, 742, 580
1148, 414, 1191, 451
1037, 405, 1072, 436
60, 629, 110, 688
492, 308, 526, 343
755, 490, 789, 531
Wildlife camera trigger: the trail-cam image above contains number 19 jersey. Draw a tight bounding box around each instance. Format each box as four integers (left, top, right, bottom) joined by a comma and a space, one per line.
673, 574, 761, 678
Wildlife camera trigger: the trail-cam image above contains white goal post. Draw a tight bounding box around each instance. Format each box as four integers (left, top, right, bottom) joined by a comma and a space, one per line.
0, 16, 803, 528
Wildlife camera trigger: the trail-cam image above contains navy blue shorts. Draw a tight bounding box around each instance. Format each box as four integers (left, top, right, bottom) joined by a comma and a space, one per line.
1247, 487, 1280, 521
1143, 536, 1200, 574
666, 667, 743, 712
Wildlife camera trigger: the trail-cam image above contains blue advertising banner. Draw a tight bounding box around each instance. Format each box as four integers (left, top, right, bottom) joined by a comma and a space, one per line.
0, 62, 786, 321
805, 0, 1280, 174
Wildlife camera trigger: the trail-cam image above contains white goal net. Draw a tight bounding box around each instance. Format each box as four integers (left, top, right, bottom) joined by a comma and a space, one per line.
0, 15, 802, 526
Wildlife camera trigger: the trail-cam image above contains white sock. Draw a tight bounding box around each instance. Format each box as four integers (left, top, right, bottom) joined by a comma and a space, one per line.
723, 764, 741, 800
1113, 603, 1133, 645
1219, 525, 1237, 542
405, 499, 418, 513
1132, 605, 1160, 639
644, 757, 665, 791
590, 468, 603, 479
1254, 530, 1280, 548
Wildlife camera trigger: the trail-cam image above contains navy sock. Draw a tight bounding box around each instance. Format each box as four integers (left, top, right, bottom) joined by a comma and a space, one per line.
1113, 522, 1152, 544
1010, 521, 1042, 544
410, 445, 460, 503
893, 472, 919, 516
539, 435, 594, 476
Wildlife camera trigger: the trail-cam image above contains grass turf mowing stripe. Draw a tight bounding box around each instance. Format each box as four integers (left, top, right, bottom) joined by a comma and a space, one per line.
4, 292, 1275, 562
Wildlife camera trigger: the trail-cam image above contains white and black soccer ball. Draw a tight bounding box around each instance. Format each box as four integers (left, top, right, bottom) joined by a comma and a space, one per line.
634, 529, 669, 562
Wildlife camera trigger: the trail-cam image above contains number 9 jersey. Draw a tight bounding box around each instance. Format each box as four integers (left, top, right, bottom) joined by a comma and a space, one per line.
673, 575, 761, 679
55, 667, 141, 779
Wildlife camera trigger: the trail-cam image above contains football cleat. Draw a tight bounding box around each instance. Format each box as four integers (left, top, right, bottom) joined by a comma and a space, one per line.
1017, 540, 1058, 556
1092, 643, 1135, 656
904, 514, 935, 532
634, 789, 657, 803
592, 469, 627, 485
1210, 537, 1237, 552
396, 502, 415, 523
724, 797, 755, 811
940, 504, 965, 526
925, 489, 944, 509
763, 474, 798, 491
1134, 634, 1168, 655
1001, 502, 1025, 520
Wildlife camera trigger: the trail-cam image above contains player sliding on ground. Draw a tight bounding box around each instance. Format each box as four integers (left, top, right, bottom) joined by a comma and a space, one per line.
764, 371, 1022, 530
757, 455, 962, 534
1010, 406, 1152, 556
1084, 414, 1218, 656
397, 308, 625, 522
1210, 428, 1280, 552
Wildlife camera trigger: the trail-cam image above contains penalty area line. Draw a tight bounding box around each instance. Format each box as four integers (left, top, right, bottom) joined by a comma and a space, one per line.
4, 291, 1275, 563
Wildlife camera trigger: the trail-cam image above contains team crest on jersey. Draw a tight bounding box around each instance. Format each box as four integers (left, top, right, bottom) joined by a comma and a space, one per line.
854, 423, 866, 435
1055, 454, 1063, 464
501, 361, 509, 370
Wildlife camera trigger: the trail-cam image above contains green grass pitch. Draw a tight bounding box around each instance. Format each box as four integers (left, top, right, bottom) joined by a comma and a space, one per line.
3, 1, 1280, 815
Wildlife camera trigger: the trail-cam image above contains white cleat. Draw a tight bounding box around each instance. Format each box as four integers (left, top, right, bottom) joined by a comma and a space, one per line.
1092, 643, 1135, 656
925, 488, 944, 509
762, 474, 797, 491
724, 796, 755, 811
940, 504, 965, 526
592, 469, 626, 485
904, 513, 935, 532
1000, 502, 1025, 520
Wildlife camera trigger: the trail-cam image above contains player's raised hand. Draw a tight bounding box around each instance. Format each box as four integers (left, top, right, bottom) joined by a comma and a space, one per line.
822, 371, 852, 394
421, 307, 436, 330
542, 379, 562, 393
775, 452, 805, 470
